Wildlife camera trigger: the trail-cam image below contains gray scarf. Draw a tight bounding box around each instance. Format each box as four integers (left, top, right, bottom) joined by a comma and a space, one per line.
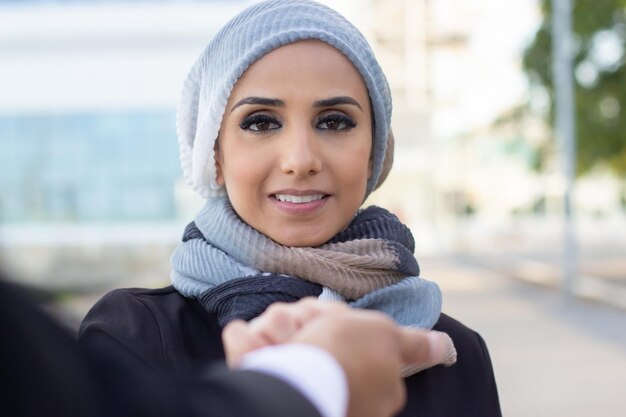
171, 197, 442, 329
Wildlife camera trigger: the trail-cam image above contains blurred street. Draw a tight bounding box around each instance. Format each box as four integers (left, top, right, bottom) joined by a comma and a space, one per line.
427, 255, 626, 417
454, 215, 626, 310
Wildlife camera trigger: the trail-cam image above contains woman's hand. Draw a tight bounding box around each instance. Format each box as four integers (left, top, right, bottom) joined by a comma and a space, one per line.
222, 299, 456, 417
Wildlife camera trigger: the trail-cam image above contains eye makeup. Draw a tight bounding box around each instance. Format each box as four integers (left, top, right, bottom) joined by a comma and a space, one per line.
316, 113, 357, 131
239, 113, 282, 133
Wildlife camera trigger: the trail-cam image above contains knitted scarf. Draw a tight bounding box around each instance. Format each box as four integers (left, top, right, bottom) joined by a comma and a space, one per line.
170, 197, 442, 330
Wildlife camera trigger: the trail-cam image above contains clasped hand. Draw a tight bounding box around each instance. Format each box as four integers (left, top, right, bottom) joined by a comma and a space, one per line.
222, 299, 456, 417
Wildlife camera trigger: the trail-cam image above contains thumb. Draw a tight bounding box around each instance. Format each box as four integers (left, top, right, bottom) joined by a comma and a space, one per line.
397, 329, 457, 374
222, 319, 268, 368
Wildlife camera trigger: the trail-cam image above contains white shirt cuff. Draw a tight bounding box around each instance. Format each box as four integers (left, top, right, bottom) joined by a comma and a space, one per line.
238, 344, 348, 417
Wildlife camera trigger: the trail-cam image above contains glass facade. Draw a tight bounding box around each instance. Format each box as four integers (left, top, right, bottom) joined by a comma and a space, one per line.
0, 0, 228, 3
0, 111, 181, 223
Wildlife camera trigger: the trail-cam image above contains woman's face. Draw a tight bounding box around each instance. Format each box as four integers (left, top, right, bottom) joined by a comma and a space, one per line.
215, 40, 372, 247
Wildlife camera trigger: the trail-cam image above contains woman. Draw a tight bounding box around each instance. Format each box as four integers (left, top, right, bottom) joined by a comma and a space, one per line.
80, 1, 501, 416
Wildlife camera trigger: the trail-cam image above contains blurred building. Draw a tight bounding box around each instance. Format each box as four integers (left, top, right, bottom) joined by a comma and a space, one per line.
331, 0, 544, 251
0, 0, 255, 288
0, 0, 250, 227
0, 0, 548, 288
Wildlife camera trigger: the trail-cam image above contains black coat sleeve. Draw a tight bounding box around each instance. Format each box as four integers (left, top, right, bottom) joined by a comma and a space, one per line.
79, 287, 226, 371
79, 288, 169, 369
398, 314, 502, 417
475, 331, 502, 417
0, 281, 321, 417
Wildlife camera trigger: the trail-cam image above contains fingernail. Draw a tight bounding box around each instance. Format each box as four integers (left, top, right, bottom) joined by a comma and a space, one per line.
428, 331, 457, 366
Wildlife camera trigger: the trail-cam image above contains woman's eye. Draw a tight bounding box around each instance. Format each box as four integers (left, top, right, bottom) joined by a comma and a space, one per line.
317, 114, 356, 131
240, 114, 281, 132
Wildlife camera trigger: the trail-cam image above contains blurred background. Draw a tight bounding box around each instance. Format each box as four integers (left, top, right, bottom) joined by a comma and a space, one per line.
1, 0, 625, 416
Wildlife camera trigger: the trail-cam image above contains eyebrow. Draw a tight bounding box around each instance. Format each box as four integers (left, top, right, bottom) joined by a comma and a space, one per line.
230, 95, 364, 112
230, 97, 285, 112
314, 96, 363, 111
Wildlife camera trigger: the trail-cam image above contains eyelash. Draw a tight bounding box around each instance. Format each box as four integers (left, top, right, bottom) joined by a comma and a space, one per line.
239, 113, 357, 134
316, 113, 356, 131
239, 114, 281, 134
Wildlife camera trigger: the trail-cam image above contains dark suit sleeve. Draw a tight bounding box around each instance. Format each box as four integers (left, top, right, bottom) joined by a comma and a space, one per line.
0, 282, 107, 417
182, 367, 323, 417
0, 281, 321, 417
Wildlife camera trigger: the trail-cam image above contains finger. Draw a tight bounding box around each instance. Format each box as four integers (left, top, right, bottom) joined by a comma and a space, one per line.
249, 299, 351, 344
389, 374, 407, 416
287, 298, 327, 328
427, 331, 457, 365
289, 298, 349, 328
222, 320, 268, 367
398, 329, 457, 370
396, 328, 434, 365
249, 303, 299, 344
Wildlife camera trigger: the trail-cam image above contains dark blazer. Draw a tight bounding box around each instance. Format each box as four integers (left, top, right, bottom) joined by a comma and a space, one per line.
0, 281, 320, 417
80, 286, 502, 417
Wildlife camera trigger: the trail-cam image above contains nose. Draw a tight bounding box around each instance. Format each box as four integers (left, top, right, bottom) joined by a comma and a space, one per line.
279, 125, 322, 177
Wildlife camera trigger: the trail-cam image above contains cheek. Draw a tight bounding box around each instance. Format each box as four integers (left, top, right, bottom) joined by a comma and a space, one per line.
215, 148, 225, 186
350, 143, 373, 183
218, 135, 266, 190
222, 155, 262, 190
334, 141, 371, 203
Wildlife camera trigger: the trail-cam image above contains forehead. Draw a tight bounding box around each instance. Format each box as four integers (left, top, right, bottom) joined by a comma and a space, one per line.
228, 39, 370, 104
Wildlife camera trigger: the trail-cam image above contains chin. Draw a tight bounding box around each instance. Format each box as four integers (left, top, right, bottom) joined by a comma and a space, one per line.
273, 232, 330, 248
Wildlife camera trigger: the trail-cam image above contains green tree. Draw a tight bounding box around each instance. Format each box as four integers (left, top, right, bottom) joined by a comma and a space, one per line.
523, 0, 626, 176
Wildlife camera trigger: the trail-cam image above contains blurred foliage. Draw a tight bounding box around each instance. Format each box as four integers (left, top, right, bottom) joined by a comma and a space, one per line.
491, 106, 553, 173
523, 0, 626, 176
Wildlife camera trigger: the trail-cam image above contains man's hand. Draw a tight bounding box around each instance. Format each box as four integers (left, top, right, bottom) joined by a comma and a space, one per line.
222, 299, 456, 417
222, 297, 334, 367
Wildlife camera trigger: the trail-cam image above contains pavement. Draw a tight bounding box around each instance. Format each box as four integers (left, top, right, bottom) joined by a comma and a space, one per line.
453, 215, 626, 311
426, 255, 626, 417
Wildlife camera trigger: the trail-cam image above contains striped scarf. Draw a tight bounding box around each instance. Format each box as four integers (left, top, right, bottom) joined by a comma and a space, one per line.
170, 197, 442, 330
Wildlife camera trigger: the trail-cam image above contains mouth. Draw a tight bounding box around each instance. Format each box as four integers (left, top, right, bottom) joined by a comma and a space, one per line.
269, 190, 331, 214
272, 193, 328, 204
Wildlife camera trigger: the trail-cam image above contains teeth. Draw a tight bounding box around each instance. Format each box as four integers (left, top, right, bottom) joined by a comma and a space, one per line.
275, 194, 325, 203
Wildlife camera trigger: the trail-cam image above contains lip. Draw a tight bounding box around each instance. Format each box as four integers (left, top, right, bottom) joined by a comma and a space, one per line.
269, 189, 331, 215
270, 189, 329, 196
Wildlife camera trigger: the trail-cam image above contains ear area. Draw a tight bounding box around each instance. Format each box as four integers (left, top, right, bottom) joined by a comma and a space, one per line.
214, 140, 225, 187
373, 129, 394, 191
